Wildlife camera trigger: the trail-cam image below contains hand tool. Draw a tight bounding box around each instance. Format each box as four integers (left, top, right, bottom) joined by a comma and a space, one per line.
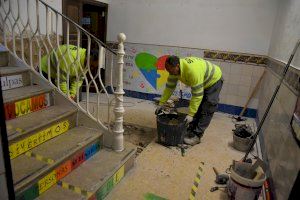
212, 167, 229, 185
210, 186, 227, 192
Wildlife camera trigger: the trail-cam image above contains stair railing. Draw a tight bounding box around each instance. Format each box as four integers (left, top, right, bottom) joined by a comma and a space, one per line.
0, 0, 125, 151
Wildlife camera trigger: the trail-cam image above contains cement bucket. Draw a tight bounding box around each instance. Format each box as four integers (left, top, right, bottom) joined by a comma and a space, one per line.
156, 114, 186, 146
233, 134, 254, 152
227, 161, 266, 200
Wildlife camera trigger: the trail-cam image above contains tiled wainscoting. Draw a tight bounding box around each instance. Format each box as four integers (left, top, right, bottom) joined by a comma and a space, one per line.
209, 60, 265, 114
123, 58, 266, 118
107, 42, 267, 118
257, 58, 299, 200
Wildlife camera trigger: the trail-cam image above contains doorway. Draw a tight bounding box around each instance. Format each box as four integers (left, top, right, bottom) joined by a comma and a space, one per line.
62, 0, 108, 92
62, 0, 108, 44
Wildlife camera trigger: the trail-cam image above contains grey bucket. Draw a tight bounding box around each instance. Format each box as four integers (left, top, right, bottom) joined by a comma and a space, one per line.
227, 162, 266, 200
233, 134, 254, 152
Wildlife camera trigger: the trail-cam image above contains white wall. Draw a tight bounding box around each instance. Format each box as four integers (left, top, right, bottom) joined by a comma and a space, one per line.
268, 0, 300, 68
107, 0, 279, 55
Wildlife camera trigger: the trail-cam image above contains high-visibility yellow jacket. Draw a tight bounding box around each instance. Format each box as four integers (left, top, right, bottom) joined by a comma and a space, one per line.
41, 44, 86, 80
41, 45, 86, 97
159, 57, 222, 117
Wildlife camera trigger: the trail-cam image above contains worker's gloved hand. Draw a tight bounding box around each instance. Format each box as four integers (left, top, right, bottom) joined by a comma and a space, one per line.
184, 115, 193, 126
155, 105, 165, 115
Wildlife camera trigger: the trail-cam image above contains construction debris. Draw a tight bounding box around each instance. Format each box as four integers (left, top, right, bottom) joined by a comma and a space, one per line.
232, 124, 253, 138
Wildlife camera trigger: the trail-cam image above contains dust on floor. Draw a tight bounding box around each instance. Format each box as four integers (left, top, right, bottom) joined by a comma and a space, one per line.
123, 123, 156, 156
81, 95, 259, 200
105, 100, 259, 200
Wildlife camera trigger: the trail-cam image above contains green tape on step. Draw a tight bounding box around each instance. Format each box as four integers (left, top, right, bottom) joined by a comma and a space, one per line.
96, 177, 114, 200
16, 184, 39, 200
144, 193, 168, 200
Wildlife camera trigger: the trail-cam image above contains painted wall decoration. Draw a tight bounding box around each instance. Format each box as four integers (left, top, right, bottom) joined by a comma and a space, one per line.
135, 53, 168, 90
118, 43, 205, 99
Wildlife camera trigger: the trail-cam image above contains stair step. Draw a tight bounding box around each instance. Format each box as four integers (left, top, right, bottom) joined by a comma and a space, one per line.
13, 126, 103, 196
8, 107, 78, 160
37, 142, 136, 200
3, 84, 53, 104
3, 85, 53, 120
0, 66, 31, 91
6, 104, 77, 141
0, 66, 30, 75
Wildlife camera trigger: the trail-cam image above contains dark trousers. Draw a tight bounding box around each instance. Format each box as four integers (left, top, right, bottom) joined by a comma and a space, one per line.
189, 78, 223, 137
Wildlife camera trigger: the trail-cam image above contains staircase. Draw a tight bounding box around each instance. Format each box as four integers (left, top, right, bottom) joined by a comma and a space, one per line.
0, 0, 136, 199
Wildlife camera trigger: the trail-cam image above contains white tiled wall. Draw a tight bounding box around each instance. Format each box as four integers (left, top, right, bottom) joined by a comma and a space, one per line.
258, 67, 299, 199
210, 60, 265, 109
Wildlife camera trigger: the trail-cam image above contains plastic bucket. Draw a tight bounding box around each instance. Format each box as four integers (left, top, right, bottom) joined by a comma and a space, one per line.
156, 114, 186, 146
233, 134, 254, 152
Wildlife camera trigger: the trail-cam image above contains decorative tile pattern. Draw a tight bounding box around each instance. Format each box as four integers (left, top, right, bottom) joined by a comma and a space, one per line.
204, 50, 268, 65
268, 58, 300, 95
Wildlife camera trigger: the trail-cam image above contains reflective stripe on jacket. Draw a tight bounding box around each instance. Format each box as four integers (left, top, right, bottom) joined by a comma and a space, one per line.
159, 57, 222, 117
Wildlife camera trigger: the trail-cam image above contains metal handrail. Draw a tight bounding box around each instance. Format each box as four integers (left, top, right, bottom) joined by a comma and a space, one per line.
0, 0, 125, 152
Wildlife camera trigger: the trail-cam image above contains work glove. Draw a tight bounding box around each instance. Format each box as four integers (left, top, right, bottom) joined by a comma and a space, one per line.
184, 115, 193, 126
155, 105, 165, 115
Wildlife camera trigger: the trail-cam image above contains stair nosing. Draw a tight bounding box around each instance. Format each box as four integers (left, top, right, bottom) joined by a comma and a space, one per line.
8, 106, 78, 142
15, 127, 103, 193
0, 66, 30, 76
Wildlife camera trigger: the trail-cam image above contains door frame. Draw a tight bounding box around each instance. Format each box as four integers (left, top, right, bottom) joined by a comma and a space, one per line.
62, 0, 108, 43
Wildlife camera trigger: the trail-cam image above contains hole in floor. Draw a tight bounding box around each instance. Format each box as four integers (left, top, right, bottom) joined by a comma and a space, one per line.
123, 123, 157, 157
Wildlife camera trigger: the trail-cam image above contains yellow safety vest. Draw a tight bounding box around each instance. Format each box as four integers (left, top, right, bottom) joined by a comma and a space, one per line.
159, 57, 222, 117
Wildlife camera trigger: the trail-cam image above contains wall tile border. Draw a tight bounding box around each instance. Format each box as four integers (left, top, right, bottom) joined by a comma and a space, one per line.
204, 50, 268, 66
267, 58, 300, 95
202, 50, 299, 94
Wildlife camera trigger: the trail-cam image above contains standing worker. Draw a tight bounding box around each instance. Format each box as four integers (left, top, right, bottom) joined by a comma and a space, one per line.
156, 56, 223, 146
41, 44, 87, 99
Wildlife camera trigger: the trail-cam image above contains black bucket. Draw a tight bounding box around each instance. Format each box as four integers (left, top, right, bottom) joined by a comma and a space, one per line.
156, 114, 186, 146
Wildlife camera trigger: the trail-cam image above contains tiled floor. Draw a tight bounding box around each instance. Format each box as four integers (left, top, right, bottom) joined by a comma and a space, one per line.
82, 94, 260, 200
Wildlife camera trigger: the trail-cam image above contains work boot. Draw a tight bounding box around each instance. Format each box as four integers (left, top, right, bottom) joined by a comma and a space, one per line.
183, 135, 200, 146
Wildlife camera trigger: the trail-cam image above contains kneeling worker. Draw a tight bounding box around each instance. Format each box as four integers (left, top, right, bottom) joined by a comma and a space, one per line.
156, 56, 223, 145
41, 44, 87, 99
